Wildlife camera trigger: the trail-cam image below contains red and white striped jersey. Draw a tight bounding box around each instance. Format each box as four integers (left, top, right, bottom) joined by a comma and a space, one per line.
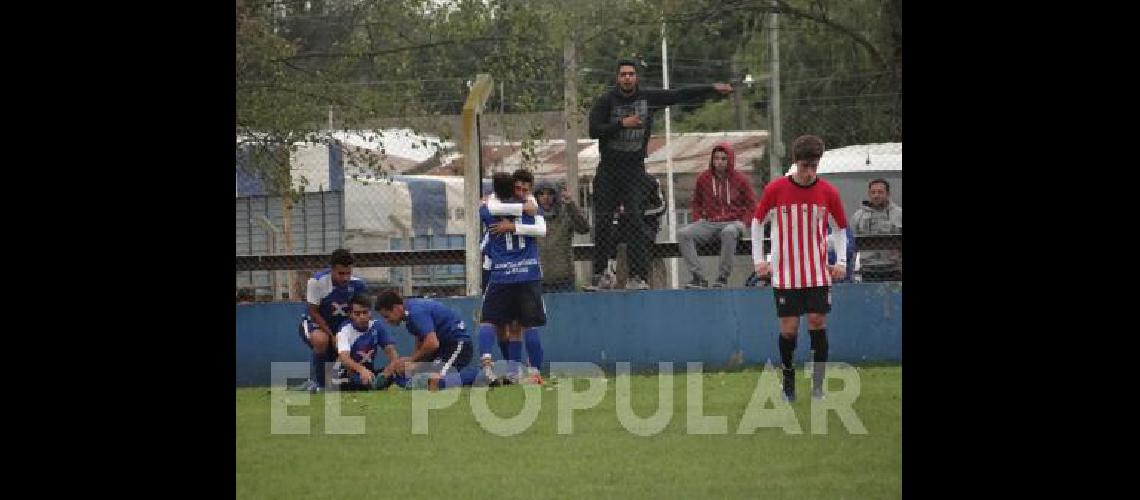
753, 176, 848, 289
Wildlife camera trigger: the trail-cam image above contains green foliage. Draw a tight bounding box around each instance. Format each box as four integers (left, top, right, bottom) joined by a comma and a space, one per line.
237, 0, 902, 189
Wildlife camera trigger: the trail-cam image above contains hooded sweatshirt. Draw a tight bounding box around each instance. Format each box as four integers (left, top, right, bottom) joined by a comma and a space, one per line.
535, 181, 591, 284
850, 199, 902, 271
690, 142, 757, 224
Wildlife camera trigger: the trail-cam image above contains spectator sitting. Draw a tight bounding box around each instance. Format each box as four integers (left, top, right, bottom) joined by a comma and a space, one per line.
236, 288, 255, 305
850, 178, 902, 281
678, 142, 757, 288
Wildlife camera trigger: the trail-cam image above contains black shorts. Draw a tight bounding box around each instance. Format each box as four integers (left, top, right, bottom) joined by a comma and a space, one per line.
437, 338, 472, 375
481, 281, 547, 327
297, 317, 339, 359
773, 286, 832, 317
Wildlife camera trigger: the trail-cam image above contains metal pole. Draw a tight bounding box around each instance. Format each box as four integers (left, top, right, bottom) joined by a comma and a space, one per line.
564, 34, 580, 204
768, 0, 784, 181
663, 22, 679, 289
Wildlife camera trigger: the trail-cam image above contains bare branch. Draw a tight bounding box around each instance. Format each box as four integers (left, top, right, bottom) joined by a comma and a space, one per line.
276, 36, 518, 61
772, 0, 887, 68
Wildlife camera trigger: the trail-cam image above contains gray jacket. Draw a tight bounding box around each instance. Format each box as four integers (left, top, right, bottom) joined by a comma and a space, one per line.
850, 200, 902, 271
536, 181, 591, 284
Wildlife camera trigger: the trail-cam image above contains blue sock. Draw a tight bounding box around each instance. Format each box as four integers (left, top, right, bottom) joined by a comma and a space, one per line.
311, 350, 326, 388
508, 340, 524, 376
524, 328, 543, 371
479, 323, 497, 358
436, 369, 472, 390
458, 366, 480, 386
499, 339, 510, 360
392, 374, 409, 389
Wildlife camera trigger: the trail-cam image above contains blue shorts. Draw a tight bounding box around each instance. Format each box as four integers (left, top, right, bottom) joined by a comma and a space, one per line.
481, 281, 547, 327
297, 317, 339, 359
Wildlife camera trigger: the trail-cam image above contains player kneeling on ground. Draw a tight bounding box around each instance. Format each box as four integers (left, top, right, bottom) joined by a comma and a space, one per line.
375, 290, 479, 391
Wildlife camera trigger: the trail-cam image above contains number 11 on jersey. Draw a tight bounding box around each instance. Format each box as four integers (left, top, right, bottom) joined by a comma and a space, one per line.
503, 233, 525, 250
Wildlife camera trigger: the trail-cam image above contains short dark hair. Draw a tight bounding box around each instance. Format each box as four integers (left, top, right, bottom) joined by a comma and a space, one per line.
375, 290, 404, 311
492, 172, 515, 200
512, 168, 534, 186
330, 248, 354, 267
791, 135, 826, 162
868, 178, 890, 192
616, 59, 637, 74
349, 294, 373, 310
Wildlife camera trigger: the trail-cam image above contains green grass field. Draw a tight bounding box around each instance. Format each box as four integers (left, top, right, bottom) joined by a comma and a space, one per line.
237, 365, 901, 499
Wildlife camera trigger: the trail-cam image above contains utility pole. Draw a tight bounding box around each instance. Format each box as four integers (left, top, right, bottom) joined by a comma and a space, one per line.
733, 58, 745, 130
563, 31, 580, 203
768, 0, 784, 181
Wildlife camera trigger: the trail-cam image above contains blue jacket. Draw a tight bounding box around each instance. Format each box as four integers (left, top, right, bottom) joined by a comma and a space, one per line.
827, 226, 856, 283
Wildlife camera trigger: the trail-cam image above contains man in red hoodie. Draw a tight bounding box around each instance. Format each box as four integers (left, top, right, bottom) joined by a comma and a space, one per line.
678, 142, 757, 288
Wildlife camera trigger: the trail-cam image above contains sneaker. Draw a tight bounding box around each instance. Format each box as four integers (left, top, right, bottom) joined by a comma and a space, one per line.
625, 276, 650, 290
711, 277, 728, 288
480, 354, 498, 384
587, 272, 615, 291
504, 365, 522, 385
330, 365, 350, 386
811, 386, 825, 400
289, 379, 319, 392
525, 367, 545, 386
781, 369, 796, 402
811, 363, 826, 400
684, 277, 708, 289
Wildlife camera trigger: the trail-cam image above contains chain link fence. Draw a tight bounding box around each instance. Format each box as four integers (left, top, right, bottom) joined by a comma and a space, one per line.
235, 121, 900, 301
236, 118, 477, 301
235, 3, 901, 301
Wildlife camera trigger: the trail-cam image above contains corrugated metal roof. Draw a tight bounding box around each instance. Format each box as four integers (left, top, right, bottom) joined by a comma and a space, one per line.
240, 130, 772, 196
430, 130, 769, 177
817, 142, 901, 174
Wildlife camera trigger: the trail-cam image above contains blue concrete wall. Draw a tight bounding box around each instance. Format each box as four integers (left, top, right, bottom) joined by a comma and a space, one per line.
236, 283, 901, 386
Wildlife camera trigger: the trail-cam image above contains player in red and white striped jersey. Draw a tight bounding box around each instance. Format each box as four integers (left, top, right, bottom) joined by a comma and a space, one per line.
750, 135, 849, 402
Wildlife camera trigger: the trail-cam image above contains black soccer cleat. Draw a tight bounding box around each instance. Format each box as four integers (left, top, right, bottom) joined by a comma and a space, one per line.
782, 368, 796, 402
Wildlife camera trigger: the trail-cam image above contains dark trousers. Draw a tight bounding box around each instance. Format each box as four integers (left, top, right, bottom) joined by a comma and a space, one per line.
592, 165, 651, 280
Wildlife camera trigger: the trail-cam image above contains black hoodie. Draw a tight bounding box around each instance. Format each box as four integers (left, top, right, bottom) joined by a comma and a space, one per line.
588, 84, 719, 170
